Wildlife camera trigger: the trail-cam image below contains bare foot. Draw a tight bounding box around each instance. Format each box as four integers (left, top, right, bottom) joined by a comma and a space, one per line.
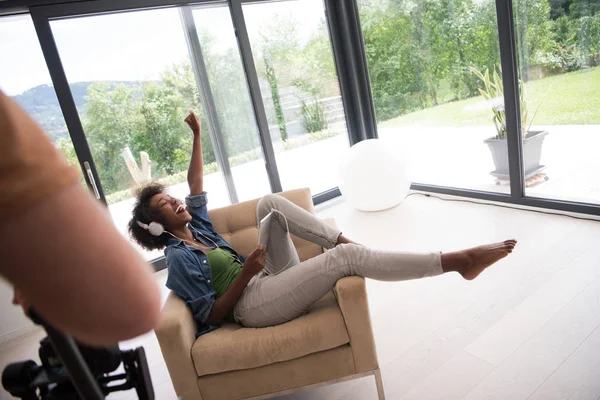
441, 240, 517, 280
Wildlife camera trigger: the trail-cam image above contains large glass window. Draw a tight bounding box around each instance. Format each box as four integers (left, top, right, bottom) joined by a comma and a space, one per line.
242, 0, 350, 195
0, 15, 80, 174
514, 0, 600, 204
50, 8, 236, 260
4, 0, 596, 251
358, 0, 507, 193
191, 5, 272, 202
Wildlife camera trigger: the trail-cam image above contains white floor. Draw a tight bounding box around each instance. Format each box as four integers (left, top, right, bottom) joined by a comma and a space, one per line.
2, 195, 600, 400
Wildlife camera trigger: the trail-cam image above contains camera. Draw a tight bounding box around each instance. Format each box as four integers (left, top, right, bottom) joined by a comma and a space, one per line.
2, 336, 154, 400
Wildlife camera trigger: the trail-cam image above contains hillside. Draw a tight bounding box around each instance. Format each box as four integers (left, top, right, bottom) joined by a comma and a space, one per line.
11, 82, 90, 140
11, 81, 143, 140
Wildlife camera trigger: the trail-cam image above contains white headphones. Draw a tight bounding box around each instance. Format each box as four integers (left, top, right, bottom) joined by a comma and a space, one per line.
136, 220, 166, 237
137, 209, 291, 270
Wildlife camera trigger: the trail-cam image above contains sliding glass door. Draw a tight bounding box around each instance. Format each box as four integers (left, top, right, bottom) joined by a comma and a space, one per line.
24, 0, 356, 264
5, 0, 595, 269
49, 7, 234, 260
357, 0, 508, 194
354, 0, 600, 214
242, 0, 351, 195
190, 4, 272, 202
0, 15, 81, 179
513, 0, 600, 205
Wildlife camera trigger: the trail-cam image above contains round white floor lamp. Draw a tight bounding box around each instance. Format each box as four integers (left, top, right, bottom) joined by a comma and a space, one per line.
339, 139, 410, 211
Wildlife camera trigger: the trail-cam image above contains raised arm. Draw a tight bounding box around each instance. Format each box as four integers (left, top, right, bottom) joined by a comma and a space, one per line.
184, 109, 204, 196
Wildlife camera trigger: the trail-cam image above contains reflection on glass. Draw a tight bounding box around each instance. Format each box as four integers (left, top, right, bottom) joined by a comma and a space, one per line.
51, 8, 230, 260
243, 0, 350, 195
192, 5, 271, 202
0, 15, 81, 175
514, 0, 600, 204
358, 0, 506, 193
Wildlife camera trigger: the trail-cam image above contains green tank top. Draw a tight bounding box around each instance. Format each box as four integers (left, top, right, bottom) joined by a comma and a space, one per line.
206, 248, 243, 322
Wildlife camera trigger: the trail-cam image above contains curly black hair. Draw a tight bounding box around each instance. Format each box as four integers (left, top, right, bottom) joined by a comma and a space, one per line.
128, 182, 171, 251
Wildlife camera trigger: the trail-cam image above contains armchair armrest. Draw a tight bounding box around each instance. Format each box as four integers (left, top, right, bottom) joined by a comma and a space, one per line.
333, 276, 379, 373
155, 292, 202, 400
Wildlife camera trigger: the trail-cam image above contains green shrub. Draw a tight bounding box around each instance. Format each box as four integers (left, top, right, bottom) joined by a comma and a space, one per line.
471, 65, 529, 139
264, 55, 288, 142
556, 43, 585, 71
301, 98, 328, 133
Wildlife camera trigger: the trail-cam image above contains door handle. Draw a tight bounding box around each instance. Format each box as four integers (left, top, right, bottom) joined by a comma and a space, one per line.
84, 161, 101, 200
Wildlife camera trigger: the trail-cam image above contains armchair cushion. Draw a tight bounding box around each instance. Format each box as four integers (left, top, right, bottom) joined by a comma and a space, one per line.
196, 345, 356, 400
191, 291, 349, 377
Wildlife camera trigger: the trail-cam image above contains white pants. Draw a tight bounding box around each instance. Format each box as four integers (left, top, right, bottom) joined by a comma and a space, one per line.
234, 194, 443, 327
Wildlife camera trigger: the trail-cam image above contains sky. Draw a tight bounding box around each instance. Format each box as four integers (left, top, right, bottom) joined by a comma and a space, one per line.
0, 14, 53, 96
0, 0, 327, 97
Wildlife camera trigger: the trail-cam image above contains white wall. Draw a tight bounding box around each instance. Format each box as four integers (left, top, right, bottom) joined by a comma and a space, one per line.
0, 277, 35, 344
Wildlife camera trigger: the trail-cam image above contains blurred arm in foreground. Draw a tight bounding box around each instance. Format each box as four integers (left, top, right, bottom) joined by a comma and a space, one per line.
0, 91, 160, 346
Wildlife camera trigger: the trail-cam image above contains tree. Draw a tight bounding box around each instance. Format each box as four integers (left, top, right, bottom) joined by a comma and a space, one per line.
441, 0, 502, 98
197, 32, 262, 154
291, 21, 338, 98
83, 82, 139, 194
549, 0, 572, 18
360, 4, 425, 119
56, 137, 79, 168
569, 0, 600, 18
514, 0, 555, 79
411, 0, 447, 105
161, 61, 216, 166
358, 0, 503, 118
133, 82, 192, 177
264, 54, 288, 141
577, 13, 600, 65
83, 77, 201, 194
255, 14, 301, 141
82, 35, 277, 196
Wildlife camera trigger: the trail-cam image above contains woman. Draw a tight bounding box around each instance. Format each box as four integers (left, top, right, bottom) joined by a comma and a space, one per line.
129, 110, 516, 337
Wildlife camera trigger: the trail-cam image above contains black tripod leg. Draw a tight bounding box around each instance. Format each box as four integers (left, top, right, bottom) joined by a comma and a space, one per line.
44, 323, 104, 400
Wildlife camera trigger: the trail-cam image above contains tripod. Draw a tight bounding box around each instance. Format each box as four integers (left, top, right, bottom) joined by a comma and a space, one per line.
2, 310, 154, 400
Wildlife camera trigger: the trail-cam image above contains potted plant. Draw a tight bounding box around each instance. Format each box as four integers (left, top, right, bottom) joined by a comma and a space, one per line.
471, 66, 548, 182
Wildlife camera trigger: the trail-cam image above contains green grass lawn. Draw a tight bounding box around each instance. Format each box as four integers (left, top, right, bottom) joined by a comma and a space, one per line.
381, 66, 600, 128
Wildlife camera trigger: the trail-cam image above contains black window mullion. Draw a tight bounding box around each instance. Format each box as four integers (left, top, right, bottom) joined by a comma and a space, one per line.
22, 0, 224, 19
313, 187, 342, 206
30, 8, 107, 204
324, 0, 377, 144
495, 0, 525, 200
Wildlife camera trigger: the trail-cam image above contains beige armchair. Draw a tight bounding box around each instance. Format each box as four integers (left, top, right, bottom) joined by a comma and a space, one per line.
155, 188, 384, 400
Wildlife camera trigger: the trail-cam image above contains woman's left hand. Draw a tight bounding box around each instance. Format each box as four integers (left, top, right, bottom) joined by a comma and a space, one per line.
184, 109, 201, 136
242, 245, 267, 277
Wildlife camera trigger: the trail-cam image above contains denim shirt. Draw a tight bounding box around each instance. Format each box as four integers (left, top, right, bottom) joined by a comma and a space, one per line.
164, 192, 245, 337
